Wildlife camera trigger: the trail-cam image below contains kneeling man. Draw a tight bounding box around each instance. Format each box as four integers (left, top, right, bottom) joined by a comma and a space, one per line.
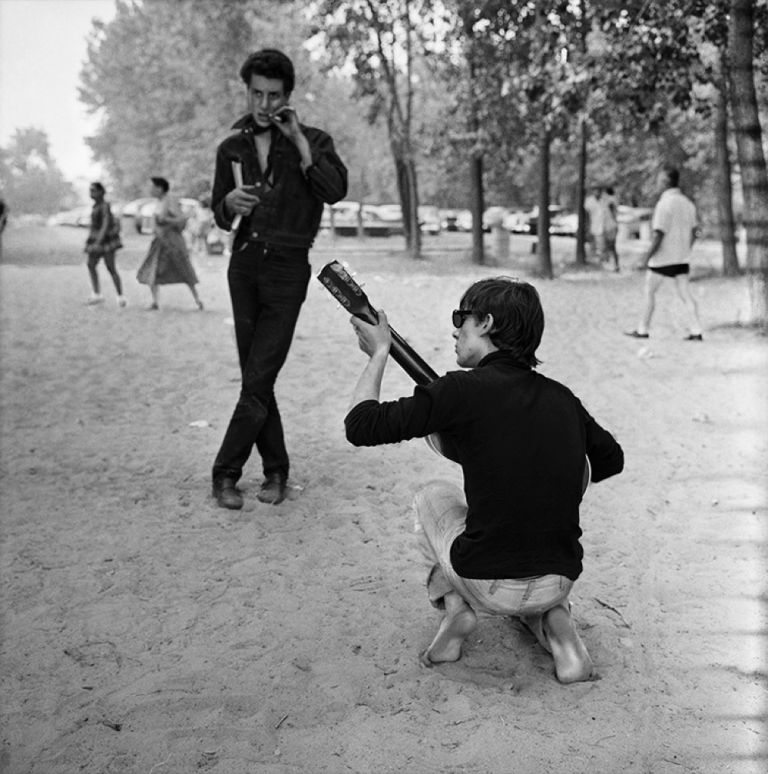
345, 278, 624, 683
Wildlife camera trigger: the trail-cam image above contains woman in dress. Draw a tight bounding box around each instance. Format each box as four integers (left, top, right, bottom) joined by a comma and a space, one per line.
136, 177, 204, 310
84, 182, 125, 306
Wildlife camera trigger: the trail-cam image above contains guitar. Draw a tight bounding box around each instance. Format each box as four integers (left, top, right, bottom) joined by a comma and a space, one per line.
317, 260, 590, 493
317, 261, 439, 386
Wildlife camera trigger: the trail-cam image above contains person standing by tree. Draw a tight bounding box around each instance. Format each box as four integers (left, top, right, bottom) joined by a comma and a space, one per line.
84, 182, 125, 307
584, 184, 605, 262
210, 49, 348, 509
602, 186, 620, 272
625, 166, 703, 341
136, 177, 204, 311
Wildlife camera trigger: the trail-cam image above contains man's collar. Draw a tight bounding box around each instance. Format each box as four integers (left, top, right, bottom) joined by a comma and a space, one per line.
231, 113, 273, 135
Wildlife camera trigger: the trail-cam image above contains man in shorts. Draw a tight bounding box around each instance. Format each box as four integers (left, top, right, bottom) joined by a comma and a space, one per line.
625, 166, 703, 341
345, 277, 624, 683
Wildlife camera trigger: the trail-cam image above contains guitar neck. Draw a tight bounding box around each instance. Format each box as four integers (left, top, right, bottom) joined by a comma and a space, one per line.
389, 327, 438, 385
318, 260, 439, 385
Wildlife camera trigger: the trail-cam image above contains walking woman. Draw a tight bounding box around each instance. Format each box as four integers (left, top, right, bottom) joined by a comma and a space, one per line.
136, 177, 203, 311
85, 182, 125, 306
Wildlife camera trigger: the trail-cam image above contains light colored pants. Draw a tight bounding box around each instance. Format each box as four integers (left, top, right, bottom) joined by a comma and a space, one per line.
413, 481, 574, 651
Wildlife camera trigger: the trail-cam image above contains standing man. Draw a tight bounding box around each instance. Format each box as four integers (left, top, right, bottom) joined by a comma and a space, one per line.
345, 278, 624, 683
625, 166, 703, 341
211, 49, 347, 509
584, 184, 604, 260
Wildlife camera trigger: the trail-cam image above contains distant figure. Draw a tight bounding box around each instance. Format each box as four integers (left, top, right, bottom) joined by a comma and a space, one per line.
583, 185, 604, 260
84, 182, 125, 306
602, 186, 619, 272
187, 196, 214, 257
625, 166, 703, 341
136, 177, 203, 311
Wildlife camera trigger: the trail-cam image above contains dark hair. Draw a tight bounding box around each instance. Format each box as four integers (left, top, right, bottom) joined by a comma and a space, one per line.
150, 176, 170, 193
662, 165, 680, 187
90, 181, 105, 194
459, 277, 544, 367
239, 49, 295, 95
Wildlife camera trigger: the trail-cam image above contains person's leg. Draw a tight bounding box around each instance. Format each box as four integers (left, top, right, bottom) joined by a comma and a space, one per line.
674, 274, 703, 337
102, 251, 125, 304
606, 232, 619, 271
541, 602, 595, 683
636, 269, 663, 334
509, 576, 594, 683
188, 283, 204, 310
148, 284, 159, 310
413, 482, 478, 664
212, 251, 309, 494
86, 253, 103, 301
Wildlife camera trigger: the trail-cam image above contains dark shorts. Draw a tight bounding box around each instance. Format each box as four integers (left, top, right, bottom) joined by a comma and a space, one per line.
650, 263, 689, 277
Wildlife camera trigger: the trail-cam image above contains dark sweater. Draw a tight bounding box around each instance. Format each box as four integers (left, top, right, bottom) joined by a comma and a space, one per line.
345, 351, 624, 580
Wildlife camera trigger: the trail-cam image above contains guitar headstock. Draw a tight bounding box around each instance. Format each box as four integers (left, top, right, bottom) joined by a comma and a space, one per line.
317, 261, 378, 324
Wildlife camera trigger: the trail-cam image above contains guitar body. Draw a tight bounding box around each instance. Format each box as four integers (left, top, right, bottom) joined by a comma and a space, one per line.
318, 260, 591, 495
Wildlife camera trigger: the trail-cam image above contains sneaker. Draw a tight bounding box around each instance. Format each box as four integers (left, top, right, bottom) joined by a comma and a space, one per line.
86, 294, 104, 306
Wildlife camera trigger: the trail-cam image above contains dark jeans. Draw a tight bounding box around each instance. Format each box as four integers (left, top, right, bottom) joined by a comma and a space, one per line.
212, 242, 310, 484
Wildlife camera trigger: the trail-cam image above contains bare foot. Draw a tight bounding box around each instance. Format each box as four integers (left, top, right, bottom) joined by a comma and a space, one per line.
421, 603, 477, 665
543, 605, 595, 684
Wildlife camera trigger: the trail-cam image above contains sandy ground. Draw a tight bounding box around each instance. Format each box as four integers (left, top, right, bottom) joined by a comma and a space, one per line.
0, 225, 766, 774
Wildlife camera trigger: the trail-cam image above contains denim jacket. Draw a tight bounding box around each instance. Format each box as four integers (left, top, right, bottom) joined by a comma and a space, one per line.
212, 113, 348, 250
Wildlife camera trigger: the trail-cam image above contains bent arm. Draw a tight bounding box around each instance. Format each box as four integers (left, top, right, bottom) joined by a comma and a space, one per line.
304, 131, 348, 204
643, 229, 664, 266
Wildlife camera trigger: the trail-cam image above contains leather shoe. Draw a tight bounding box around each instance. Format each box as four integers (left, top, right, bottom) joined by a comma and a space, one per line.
257, 472, 287, 505
624, 330, 649, 339
684, 333, 703, 341
212, 477, 243, 510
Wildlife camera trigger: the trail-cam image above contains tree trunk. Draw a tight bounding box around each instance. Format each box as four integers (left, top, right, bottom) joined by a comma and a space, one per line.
715, 52, 740, 277
575, 118, 588, 265
470, 153, 485, 265
536, 127, 553, 278
728, 0, 768, 326
404, 156, 421, 259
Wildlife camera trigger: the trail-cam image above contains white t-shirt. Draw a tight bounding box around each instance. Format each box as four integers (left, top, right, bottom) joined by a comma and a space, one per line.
649, 188, 697, 267
584, 194, 604, 236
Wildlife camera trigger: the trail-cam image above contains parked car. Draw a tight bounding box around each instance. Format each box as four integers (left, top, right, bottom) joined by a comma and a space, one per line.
418, 205, 441, 235
526, 205, 566, 236
372, 203, 405, 236
121, 197, 155, 221
616, 205, 652, 239
137, 197, 201, 234
324, 201, 404, 237
503, 210, 530, 233
455, 209, 473, 232
46, 206, 91, 228
439, 209, 461, 231
550, 211, 578, 236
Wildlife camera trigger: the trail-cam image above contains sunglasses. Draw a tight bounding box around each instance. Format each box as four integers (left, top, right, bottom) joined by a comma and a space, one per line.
452, 309, 477, 328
